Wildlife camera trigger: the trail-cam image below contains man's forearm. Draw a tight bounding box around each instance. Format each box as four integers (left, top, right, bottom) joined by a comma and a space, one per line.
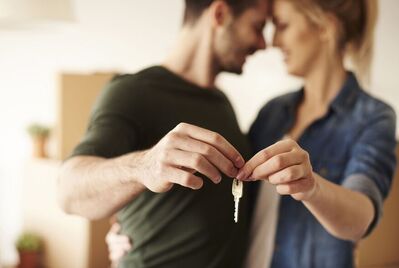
57, 123, 245, 220
58, 152, 146, 220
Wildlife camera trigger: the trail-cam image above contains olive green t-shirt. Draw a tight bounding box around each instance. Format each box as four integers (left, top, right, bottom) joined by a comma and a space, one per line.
72, 66, 252, 268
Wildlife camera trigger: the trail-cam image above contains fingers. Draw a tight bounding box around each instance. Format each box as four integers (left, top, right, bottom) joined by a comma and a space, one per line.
232, 137, 316, 201
251, 151, 305, 180
109, 240, 131, 262
275, 177, 315, 196
172, 123, 245, 168
108, 222, 121, 233
106, 224, 131, 247
146, 122, 245, 193
163, 166, 204, 190
106, 223, 132, 263
166, 133, 238, 177
163, 149, 221, 184
108, 236, 131, 251
237, 139, 300, 180
268, 164, 305, 184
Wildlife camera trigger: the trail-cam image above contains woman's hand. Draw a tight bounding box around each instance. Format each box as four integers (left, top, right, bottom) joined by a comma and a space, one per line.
237, 139, 318, 201
106, 222, 132, 267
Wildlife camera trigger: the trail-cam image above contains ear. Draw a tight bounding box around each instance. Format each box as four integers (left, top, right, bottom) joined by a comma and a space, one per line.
208, 0, 234, 27
318, 13, 341, 44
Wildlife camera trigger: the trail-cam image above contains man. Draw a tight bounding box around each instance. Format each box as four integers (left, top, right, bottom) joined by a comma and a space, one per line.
57, 0, 268, 267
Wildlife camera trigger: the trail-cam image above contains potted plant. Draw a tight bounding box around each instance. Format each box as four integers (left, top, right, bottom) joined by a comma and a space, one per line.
15, 232, 43, 268
27, 123, 51, 158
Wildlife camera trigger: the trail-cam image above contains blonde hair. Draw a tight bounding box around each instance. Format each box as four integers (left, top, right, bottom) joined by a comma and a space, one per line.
277, 0, 378, 88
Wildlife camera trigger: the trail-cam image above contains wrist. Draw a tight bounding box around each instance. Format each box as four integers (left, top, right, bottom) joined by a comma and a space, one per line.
303, 172, 320, 202
116, 150, 147, 185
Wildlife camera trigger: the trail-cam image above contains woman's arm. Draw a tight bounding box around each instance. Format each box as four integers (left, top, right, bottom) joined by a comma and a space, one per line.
106, 222, 132, 267
237, 139, 374, 242
303, 173, 374, 241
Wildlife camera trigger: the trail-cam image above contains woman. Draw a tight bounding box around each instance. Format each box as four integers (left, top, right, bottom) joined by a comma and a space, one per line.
107, 0, 396, 267
240, 0, 396, 267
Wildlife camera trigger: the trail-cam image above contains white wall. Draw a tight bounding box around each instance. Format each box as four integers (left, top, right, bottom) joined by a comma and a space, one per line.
0, 0, 398, 265
370, 0, 399, 114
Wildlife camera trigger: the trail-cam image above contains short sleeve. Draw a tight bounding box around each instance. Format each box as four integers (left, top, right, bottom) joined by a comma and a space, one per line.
71, 113, 139, 158
70, 76, 141, 159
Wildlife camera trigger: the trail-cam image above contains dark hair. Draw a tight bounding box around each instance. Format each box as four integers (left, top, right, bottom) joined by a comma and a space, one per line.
183, 0, 259, 25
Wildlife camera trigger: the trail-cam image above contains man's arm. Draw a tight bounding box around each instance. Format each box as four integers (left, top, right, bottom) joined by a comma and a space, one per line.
58, 152, 147, 220
58, 123, 245, 220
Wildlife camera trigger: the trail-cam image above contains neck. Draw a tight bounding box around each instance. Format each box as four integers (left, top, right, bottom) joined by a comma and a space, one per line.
162, 23, 219, 89
302, 55, 347, 109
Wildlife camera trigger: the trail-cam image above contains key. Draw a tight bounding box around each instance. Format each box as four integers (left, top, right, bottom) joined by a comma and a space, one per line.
232, 178, 243, 223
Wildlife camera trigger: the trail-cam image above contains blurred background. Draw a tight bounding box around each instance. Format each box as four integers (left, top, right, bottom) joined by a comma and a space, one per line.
0, 0, 398, 267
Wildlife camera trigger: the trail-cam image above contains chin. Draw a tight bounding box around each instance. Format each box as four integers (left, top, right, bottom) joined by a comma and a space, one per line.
232, 68, 243, 75
224, 65, 243, 75
286, 64, 304, 77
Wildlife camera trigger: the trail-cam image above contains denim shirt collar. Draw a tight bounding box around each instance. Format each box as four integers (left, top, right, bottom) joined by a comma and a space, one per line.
283, 72, 361, 120
330, 72, 361, 115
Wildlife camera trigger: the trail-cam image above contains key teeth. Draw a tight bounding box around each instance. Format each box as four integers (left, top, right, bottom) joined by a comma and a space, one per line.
234, 208, 238, 223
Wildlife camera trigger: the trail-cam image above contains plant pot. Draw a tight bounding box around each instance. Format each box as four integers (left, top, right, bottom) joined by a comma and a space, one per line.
32, 137, 47, 158
18, 251, 43, 268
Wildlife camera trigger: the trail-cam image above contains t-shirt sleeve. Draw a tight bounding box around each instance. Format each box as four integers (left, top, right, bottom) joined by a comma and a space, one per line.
70, 76, 141, 159
72, 113, 139, 158
341, 105, 397, 236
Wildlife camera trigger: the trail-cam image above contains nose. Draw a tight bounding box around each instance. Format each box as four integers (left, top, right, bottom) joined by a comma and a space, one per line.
258, 34, 267, 50
272, 29, 280, 47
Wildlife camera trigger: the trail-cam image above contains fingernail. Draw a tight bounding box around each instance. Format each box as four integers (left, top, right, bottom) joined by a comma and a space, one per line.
193, 181, 203, 190
215, 176, 222, 184
249, 172, 254, 181
230, 167, 238, 177
235, 156, 245, 168
236, 170, 246, 180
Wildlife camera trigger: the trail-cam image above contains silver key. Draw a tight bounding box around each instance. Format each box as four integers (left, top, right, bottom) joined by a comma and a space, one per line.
232, 179, 243, 223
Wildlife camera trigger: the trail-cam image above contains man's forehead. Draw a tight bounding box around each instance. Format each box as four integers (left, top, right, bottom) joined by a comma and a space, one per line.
244, 0, 269, 18
239, 0, 269, 21
252, 0, 269, 11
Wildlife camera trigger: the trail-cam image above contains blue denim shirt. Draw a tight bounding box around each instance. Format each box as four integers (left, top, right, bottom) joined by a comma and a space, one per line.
248, 73, 396, 268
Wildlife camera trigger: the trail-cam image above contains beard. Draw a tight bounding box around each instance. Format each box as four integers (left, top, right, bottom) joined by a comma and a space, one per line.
216, 22, 258, 75
219, 46, 258, 75
222, 62, 244, 75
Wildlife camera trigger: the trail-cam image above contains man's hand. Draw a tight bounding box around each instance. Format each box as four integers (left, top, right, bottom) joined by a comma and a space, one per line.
135, 123, 245, 192
58, 122, 244, 219
237, 139, 317, 201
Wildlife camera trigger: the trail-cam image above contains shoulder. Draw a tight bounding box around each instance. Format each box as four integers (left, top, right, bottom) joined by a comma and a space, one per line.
257, 90, 301, 119
354, 89, 396, 126
249, 90, 301, 148
106, 66, 159, 94
89, 67, 163, 117
98, 67, 161, 104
